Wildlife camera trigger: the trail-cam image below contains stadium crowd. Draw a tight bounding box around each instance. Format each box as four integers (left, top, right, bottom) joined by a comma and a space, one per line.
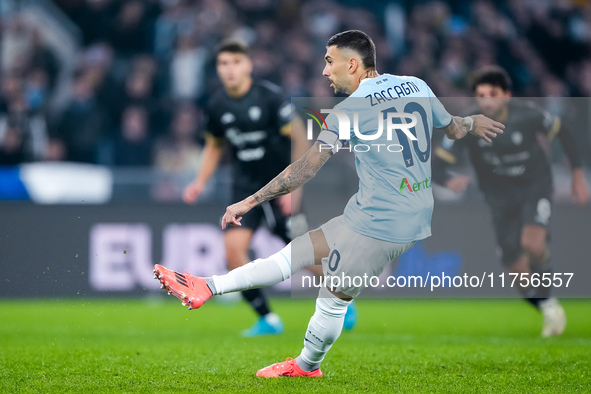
1, 0, 590, 168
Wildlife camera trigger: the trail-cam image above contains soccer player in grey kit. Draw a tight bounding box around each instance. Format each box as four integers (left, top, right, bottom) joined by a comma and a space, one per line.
156, 31, 503, 376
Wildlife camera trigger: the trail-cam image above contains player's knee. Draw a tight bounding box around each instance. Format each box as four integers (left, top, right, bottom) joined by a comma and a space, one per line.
317, 287, 350, 317
291, 232, 315, 273
507, 258, 529, 275
521, 234, 546, 258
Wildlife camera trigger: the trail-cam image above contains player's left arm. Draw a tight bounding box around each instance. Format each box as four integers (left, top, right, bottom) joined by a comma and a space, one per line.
222, 142, 331, 228
548, 116, 590, 205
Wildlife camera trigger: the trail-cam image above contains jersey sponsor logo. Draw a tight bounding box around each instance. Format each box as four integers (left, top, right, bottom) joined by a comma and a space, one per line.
493, 165, 525, 176
502, 151, 530, 162
483, 152, 501, 165
221, 112, 235, 124
237, 147, 265, 161
248, 106, 262, 121
225, 128, 267, 147
398, 177, 431, 194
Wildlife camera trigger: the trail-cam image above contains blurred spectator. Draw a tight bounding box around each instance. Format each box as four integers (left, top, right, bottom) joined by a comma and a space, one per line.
108, 0, 156, 57
0, 0, 585, 169
154, 103, 202, 173
56, 0, 117, 45
250, 47, 280, 82
0, 73, 22, 112
282, 65, 308, 97
112, 71, 156, 118
0, 92, 48, 162
0, 121, 26, 165
44, 138, 67, 162
1, 16, 32, 72
25, 30, 60, 90
153, 0, 197, 61
152, 103, 203, 200
79, 43, 115, 84
23, 68, 51, 113
104, 105, 153, 166
82, 0, 117, 45
57, 74, 110, 163
169, 34, 207, 101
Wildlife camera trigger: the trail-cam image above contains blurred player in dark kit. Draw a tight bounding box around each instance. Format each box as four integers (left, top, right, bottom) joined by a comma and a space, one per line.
433, 66, 589, 337
183, 41, 357, 335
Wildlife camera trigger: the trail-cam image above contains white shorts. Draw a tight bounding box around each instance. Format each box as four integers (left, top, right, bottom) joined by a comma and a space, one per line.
320, 215, 415, 298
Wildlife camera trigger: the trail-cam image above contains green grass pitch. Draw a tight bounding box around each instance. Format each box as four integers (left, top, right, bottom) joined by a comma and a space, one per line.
1, 298, 589, 393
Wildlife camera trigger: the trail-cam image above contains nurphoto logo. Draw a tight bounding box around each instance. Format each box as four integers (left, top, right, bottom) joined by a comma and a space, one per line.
304, 108, 419, 153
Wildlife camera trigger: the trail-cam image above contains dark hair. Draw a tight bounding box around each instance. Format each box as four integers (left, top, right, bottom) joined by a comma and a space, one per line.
471, 66, 512, 92
216, 40, 249, 57
327, 30, 376, 70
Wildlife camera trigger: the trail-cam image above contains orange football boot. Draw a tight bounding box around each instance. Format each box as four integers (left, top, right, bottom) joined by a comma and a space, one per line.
256, 357, 323, 378
153, 264, 212, 310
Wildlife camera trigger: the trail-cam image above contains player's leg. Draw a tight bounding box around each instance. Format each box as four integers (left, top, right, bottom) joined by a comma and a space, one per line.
520, 193, 565, 337
488, 199, 531, 295
269, 199, 358, 331
212, 228, 328, 295
520, 224, 564, 337
520, 225, 551, 302
155, 225, 326, 310
305, 262, 358, 331
258, 218, 414, 377
520, 193, 553, 302
256, 218, 351, 377
487, 196, 562, 336
254, 286, 355, 378
293, 221, 368, 374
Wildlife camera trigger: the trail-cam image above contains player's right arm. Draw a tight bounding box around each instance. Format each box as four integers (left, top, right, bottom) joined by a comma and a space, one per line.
442, 115, 504, 143
435, 113, 504, 192
428, 86, 500, 192
427, 85, 504, 142
183, 134, 225, 204
433, 114, 503, 193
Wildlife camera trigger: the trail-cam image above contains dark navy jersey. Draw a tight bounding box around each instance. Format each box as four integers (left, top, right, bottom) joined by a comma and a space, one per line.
205, 80, 292, 194
435, 100, 561, 195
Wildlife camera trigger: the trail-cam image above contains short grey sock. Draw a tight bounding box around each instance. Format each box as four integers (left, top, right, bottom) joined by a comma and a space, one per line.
204, 277, 217, 295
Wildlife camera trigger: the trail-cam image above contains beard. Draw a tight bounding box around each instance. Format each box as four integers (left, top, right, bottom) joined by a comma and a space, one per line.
330, 81, 345, 94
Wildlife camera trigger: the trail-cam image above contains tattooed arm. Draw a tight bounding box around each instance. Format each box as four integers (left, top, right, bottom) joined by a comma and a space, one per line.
443, 114, 504, 143
221, 141, 331, 229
